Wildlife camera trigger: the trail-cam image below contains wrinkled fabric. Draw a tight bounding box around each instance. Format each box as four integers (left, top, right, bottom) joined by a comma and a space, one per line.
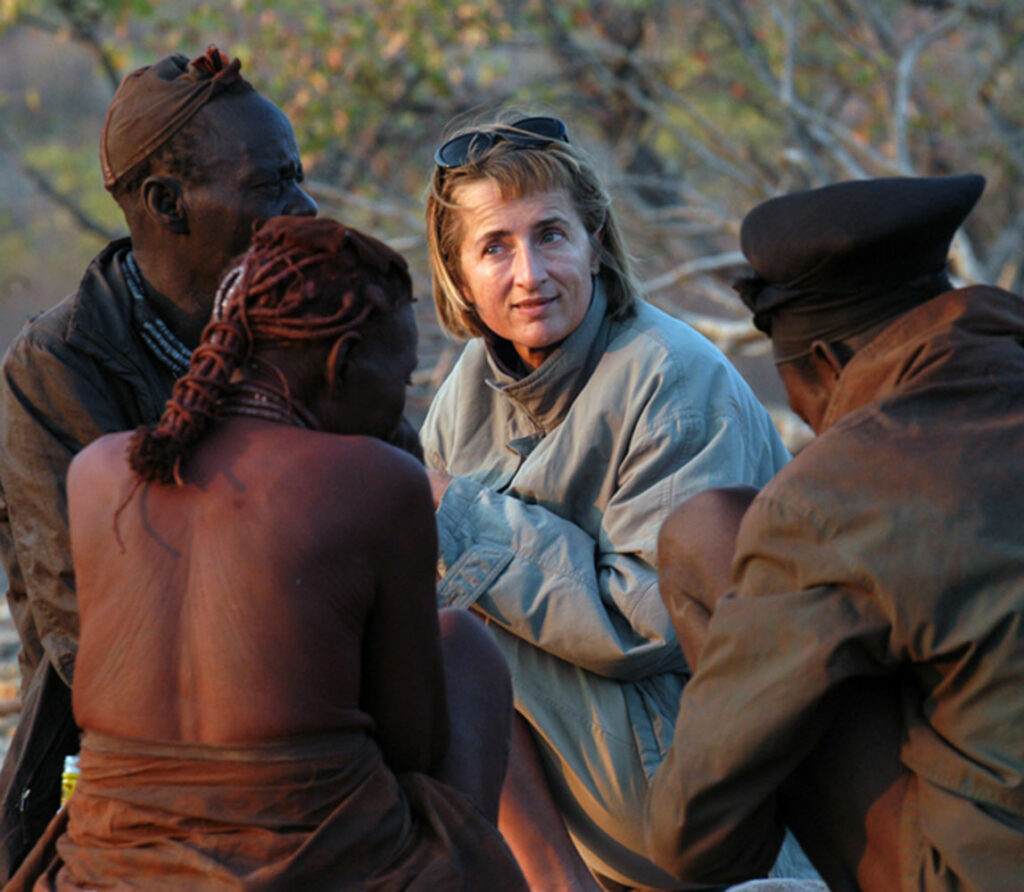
421, 285, 789, 887
100, 47, 253, 189
646, 286, 1024, 891
0, 239, 177, 878
6, 728, 526, 892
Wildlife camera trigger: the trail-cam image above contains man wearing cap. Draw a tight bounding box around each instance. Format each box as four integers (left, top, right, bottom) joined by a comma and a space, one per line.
644, 174, 1024, 891
0, 47, 316, 877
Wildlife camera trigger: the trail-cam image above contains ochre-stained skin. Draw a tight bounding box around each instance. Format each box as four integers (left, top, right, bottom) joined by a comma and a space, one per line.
657, 485, 759, 675
657, 485, 908, 891
69, 418, 448, 775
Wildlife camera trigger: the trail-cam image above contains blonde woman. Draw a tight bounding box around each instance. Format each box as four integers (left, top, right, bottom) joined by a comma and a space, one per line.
421, 115, 802, 890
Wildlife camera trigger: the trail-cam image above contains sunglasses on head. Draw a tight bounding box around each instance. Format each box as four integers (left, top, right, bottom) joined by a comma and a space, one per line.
433, 116, 570, 168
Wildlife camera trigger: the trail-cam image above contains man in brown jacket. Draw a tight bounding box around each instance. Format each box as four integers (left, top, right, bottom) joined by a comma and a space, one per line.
645, 174, 1024, 891
0, 47, 315, 877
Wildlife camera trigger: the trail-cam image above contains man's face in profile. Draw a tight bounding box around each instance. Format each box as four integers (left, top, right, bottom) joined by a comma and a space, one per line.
182, 91, 317, 289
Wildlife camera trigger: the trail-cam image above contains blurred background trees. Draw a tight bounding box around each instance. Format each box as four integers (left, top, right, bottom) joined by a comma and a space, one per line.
1, 0, 1021, 444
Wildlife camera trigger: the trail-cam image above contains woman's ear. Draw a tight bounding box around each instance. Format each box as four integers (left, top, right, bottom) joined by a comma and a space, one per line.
141, 176, 189, 235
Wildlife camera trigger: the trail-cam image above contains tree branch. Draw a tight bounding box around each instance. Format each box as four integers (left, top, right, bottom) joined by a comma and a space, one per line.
642, 251, 748, 295
541, 26, 768, 192
985, 205, 1024, 290
305, 179, 423, 230
769, 0, 797, 106
52, 0, 122, 91
713, 0, 897, 179
0, 124, 116, 241
894, 9, 964, 173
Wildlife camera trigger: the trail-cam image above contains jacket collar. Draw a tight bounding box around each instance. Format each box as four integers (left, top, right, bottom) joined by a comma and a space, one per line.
821, 285, 1024, 430
65, 238, 182, 391
484, 280, 610, 432
66, 238, 139, 367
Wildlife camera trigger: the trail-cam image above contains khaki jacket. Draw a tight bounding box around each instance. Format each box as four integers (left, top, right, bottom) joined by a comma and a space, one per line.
422, 286, 789, 772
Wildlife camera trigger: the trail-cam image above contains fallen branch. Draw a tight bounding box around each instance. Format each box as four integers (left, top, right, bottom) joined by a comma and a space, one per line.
642, 251, 748, 294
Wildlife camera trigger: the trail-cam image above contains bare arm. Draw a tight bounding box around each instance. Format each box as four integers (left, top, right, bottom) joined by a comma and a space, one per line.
645, 493, 893, 885
657, 485, 759, 672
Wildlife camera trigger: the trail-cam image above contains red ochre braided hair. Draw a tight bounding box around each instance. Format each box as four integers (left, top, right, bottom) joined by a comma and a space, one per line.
127, 216, 413, 485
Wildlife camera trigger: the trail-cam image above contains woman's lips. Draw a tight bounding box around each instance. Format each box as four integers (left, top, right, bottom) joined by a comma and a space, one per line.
512, 295, 557, 316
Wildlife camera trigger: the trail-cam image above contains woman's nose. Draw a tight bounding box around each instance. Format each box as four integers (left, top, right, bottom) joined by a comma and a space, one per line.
513, 244, 547, 289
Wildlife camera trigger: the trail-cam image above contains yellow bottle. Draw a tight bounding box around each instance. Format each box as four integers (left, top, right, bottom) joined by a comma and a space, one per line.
60, 754, 80, 807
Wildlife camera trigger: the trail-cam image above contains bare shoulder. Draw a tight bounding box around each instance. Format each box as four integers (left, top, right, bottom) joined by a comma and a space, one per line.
67, 431, 138, 562
662, 485, 759, 533
68, 430, 134, 495
249, 432, 435, 573
264, 430, 432, 519
304, 430, 426, 482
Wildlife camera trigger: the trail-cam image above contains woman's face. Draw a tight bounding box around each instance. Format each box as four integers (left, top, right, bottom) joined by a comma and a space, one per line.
453, 180, 599, 370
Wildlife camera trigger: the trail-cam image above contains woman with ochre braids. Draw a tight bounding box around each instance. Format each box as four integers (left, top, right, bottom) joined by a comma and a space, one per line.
7, 216, 526, 891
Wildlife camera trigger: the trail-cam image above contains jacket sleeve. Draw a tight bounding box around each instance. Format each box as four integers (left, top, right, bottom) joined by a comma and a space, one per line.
434, 402, 783, 681
644, 493, 893, 883
0, 329, 127, 686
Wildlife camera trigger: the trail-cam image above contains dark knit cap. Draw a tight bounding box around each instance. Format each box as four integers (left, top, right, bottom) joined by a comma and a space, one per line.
101, 46, 254, 190
734, 174, 985, 362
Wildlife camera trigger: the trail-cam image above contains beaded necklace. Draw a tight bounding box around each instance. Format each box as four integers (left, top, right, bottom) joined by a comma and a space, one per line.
219, 380, 321, 430
124, 251, 192, 379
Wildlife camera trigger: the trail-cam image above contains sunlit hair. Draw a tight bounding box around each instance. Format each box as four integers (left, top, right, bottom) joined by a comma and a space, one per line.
127, 216, 413, 485
426, 111, 639, 340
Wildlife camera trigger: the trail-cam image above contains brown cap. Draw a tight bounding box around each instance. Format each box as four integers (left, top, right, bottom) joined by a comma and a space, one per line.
100, 46, 254, 190
733, 174, 985, 362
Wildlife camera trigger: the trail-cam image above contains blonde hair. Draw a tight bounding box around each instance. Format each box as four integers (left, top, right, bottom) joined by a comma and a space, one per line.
426, 115, 639, 340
